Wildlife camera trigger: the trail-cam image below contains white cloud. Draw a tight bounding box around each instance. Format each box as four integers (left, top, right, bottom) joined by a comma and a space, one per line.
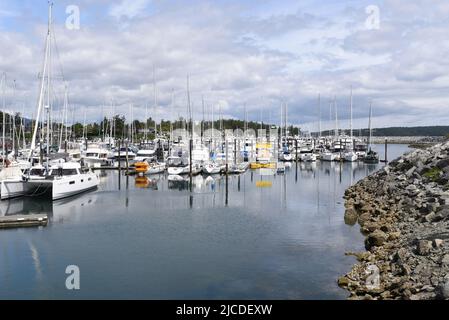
0, 0, 448, 128
108, 0, 151, 20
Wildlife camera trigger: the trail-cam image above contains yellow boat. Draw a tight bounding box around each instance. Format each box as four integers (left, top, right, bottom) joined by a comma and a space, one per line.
250, 162, 276, 169
261, 162, 276, 169
135, 162, 149, 174
250, 162, 263, 169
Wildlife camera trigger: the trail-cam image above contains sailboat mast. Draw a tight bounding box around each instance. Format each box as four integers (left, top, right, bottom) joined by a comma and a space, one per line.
318, 93, 321, 139
201, 95, 205, 143
186, 75, 192, 138
334, 96, 338, 139
153, 66, 157, 138
350, 86, 353, 141
12, 80, 16, 155
368, 101, 373, 150
1, 72, 6, 166
47, 2, 52, 155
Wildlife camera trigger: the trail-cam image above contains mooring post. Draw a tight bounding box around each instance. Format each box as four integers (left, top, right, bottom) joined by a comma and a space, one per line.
385, 138, 388, 163
295, 139, 298, 163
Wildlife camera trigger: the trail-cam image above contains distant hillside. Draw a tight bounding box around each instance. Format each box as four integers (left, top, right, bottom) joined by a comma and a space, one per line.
319, 126, 449, 137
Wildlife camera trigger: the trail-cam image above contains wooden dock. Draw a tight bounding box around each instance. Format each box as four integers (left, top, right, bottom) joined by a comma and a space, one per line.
0, 214, 48, 229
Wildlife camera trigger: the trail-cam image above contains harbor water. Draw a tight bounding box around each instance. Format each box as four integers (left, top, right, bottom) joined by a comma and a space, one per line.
0, 144, 410, 299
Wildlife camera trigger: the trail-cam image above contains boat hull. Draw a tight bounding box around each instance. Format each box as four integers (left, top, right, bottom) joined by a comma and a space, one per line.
0, 180, 27, 200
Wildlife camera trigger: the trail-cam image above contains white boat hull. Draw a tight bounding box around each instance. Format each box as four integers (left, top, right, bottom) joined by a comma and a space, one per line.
52, 173, 99, 200
344, 152, 358, 162
27, 172, 100, 201
167, 166, 189, 175
203, 164, 221, 175
321, 153, 337, 161
147, 164, 166, 174
1, 180, 27, 200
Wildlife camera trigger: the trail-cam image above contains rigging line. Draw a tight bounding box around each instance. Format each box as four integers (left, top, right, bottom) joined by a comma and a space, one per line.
50, 22, 66, 83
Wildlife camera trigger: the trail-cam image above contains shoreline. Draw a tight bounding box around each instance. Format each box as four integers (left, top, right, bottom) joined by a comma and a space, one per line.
338, 141, 449, 300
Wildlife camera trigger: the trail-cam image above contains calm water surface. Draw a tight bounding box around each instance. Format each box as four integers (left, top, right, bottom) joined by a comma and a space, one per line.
0, 144, 410, 299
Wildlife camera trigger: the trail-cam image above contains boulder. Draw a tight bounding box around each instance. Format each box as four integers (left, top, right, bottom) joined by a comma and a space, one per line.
434, 239, 444, 249
365, 230, 388, 250
441, 254, 449, 266
344, 207, 358, 226
417, 240, 433, 256
438, 280, 449, 299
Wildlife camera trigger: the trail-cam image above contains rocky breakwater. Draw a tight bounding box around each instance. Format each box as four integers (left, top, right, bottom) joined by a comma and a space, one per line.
339, 141, 449, 300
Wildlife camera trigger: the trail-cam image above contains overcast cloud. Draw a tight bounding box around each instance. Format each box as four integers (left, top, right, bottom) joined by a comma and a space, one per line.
0, 0, 448, 131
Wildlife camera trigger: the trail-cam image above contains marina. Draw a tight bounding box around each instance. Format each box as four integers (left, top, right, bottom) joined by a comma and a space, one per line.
0, 144, 409, 299
0, 0, 447, 304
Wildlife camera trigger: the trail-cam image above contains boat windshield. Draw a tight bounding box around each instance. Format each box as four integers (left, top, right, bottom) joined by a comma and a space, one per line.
27, 168, 45, 176
50, 168, 79, 176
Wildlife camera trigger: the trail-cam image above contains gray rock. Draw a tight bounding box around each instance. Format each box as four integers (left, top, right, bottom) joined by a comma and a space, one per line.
344, 207, 358, 226
417, 240, 433, 256
434, 239, 444, 248
438, 280, 449, 299
441, 254, 449, 266
365, 230, 388, 249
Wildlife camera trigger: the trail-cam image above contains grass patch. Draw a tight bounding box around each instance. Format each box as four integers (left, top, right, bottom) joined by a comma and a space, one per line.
423, 167, 442, 181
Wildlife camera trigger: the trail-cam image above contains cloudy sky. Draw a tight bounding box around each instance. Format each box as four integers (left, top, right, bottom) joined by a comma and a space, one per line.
0, 0, 448, 131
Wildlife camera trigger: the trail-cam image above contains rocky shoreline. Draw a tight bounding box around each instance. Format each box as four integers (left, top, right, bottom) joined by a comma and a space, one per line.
339, 141, 449, 300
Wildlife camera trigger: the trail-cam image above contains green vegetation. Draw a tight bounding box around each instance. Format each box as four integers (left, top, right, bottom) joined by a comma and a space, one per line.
423, 167, 443, 181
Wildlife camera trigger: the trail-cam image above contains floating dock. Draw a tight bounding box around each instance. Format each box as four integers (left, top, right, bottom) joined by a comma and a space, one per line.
0, 214, 48, 229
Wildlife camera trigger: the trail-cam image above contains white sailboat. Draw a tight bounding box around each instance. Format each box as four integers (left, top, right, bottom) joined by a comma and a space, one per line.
27, 162, 99, 200
25, 3, 100, 201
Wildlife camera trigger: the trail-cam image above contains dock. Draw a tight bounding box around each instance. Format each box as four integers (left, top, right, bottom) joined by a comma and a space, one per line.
0, 214, 48, 229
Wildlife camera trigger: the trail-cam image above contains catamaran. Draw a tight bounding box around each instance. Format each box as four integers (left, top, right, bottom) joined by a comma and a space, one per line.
23, 3, 100, 201
26, 162, 99, 200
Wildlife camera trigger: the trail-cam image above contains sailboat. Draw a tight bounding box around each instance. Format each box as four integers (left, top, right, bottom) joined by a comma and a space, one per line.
25, 3, 100, 200
363, 101, 379, 164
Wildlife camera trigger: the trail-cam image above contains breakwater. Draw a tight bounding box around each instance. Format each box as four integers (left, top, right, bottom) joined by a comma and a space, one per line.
339, 141, 449, 300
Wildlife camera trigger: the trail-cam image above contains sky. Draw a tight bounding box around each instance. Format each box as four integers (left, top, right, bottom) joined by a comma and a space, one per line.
0, 0, 448, 131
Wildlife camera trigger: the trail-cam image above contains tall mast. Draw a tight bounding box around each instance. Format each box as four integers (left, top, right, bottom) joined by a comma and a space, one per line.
153, 65, 157, 138
368, 100, 373, 150
59, 83, 68, 148
1, 72, 6, 166
144, 102, 148, 142
201, 95, 205, 143
47, 1, 52, 154
318, 93, 321, 139
12, 80, 16, 155
349, 86, 353, 141
186, 75, 192, 138
30, 3, 52, 156
334, 96, 338, 139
